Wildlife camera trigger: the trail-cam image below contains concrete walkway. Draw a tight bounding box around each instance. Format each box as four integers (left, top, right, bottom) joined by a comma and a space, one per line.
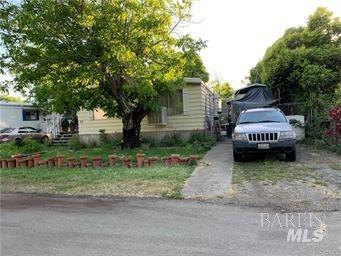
182, 139, 233, 199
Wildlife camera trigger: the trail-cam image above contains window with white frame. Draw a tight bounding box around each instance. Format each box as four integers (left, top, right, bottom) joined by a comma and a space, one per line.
159, 89, 184, 116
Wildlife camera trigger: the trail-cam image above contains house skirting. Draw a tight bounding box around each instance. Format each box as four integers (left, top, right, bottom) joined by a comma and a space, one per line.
79, 130, 206, 145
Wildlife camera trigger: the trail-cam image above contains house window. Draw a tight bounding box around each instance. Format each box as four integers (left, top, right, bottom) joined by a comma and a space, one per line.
159, 89, 184, 116
93, 109, 108, 120
22, 109, 39, 121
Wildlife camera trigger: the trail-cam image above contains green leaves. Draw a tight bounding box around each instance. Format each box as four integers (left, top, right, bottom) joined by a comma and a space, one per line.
1, 0, 205, 118
211, 80, 234, 102
249, 7, 340, 109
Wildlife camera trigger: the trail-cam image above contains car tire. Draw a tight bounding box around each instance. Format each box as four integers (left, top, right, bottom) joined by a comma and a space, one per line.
286, 150, 296, 161
42, 136, 49, 144
15, 138, 22, 146
233, 150, 244, 162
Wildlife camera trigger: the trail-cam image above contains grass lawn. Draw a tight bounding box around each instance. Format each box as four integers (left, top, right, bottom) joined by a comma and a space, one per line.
0, 144, 206, 198
232, 160, 313, 185
41, 145, 203, 160
0, 165, 194, 198
0, 142, 206, 161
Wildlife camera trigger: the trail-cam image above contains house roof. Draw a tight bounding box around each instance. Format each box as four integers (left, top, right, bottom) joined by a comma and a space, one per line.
0, 101, 36, 108
184, 77, 218, 98
184, 77, 204, 84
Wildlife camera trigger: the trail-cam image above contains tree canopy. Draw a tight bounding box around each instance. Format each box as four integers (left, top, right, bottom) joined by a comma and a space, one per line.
0, 0, 208, 148
249, 7, 341, 110
211, 79, 234, 104
0, 93, 23, 103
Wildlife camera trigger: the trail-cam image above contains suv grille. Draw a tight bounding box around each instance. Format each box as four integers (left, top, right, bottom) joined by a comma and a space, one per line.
248, 132, 278, 142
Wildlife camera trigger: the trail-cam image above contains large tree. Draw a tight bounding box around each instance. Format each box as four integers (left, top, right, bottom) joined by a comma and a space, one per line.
0, 0, 207, 148
249, 7, 341, 110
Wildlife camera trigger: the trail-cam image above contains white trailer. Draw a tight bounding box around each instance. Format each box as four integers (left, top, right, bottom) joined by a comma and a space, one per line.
0, 101, 42, 129
0, 101, 62, 138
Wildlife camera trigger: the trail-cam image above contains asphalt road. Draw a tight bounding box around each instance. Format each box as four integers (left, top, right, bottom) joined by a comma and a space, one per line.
1, 194, 340, 256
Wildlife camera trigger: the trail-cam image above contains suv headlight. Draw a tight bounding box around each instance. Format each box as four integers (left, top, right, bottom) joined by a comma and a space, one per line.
279, 131, 296, 140
232, 133, 248, 141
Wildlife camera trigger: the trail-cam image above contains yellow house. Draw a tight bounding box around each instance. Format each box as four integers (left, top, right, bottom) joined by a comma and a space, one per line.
77, 78, 219, 142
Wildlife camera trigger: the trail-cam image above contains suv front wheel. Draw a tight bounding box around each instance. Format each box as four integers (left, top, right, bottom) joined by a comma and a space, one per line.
233, 150, 244, 162
286, 149, 296, 161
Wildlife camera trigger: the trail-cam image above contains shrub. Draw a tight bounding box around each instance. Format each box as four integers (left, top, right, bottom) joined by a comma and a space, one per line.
20, 138, 43, 154
330, 143, 341, 154
188, 131, 216, 145
0, 138, 43, 158
140, 137, 157, 147
303, 137, 341, 155
99, 129, 111, 146
187, 131, 216, 151
69, 134, 86, 150
0, 142, 18, 158
86, 140, 99, 149
160, 133, 184, 147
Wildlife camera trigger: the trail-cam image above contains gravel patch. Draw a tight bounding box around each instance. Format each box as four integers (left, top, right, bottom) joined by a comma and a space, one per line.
230, 144, 341, 211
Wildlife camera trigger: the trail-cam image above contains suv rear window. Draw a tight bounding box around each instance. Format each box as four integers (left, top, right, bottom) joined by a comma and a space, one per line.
238, 110, 287, 124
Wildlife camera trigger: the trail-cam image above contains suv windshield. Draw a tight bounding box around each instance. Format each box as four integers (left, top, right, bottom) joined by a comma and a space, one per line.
0, 128, 15, 133
238, 110, 287, 124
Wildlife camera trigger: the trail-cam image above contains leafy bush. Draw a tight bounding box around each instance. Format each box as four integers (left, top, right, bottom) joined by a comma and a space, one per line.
187, 131, 216, 151
99, 129, 111, 146
160, 133, 184, 147
303, 137, 341, 155
140, 137, 156, 147
69, 134, 86, 150
330, 143, 341, 155
0, 142, 18, 158
0, 138, 43, 158
188, 131, 216, 145
20, 138, 43, 154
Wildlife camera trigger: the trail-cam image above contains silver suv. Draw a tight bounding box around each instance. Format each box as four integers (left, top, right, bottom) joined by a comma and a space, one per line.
232, 108, 296, 162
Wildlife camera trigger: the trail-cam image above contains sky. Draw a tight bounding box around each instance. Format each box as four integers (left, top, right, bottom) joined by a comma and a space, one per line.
1, 0, 340, 95
184, 0, 341, 89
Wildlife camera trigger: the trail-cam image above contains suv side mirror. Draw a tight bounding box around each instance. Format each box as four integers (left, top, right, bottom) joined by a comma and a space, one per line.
289, 119, 297, 125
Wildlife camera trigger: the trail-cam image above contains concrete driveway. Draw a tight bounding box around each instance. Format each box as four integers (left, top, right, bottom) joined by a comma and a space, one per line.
182, 140, 233, 199
1, 194, 340, 256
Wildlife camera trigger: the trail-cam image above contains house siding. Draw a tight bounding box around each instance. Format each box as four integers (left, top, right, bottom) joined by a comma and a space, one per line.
201, 83, 219, 131
77, 84, 205, 137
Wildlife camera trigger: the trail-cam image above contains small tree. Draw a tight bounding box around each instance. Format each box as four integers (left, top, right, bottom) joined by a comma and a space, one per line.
0, 0, 207, 148
211, 79, 234, 104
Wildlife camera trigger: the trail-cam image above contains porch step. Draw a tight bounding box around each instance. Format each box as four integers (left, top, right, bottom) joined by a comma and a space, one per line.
52, 132, 76, 146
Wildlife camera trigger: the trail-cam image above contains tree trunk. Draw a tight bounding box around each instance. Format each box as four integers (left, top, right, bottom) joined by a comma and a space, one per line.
121, 111, 145, 149
100, 66, 147, 149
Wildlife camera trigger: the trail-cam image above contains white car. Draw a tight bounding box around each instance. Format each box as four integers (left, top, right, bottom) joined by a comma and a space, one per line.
0, 127, 50, 144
